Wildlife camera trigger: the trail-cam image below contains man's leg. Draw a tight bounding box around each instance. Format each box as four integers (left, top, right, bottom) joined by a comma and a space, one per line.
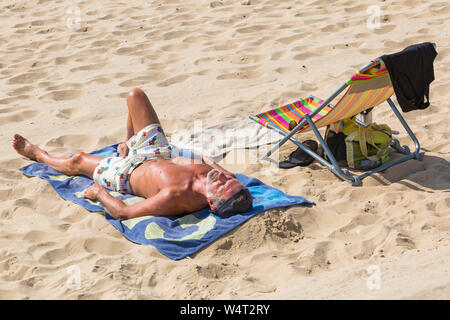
118, 88, 162, 158
126, 88, 161, 135
12, 134, 103, 179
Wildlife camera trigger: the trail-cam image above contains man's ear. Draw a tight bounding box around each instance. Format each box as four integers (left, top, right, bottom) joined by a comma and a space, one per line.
207, 198, 215, 211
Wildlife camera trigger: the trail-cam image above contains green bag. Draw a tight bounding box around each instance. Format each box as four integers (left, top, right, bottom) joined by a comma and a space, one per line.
339, 118, 392, 170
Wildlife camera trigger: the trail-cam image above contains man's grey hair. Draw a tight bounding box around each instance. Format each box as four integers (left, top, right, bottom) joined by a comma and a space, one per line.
206, 186, 226, 211
209, 195, 225, 212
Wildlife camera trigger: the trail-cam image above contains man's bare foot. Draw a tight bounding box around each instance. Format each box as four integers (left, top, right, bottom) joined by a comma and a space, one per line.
11, 134, 44, 161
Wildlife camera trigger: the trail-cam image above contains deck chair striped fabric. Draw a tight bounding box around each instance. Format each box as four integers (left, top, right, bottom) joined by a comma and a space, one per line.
249, 54, 428, 186
252, 58, 393, 134
250, 95, 335, 134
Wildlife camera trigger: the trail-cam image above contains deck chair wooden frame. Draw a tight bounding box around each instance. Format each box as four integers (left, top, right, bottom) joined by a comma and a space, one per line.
249, 44, 436, 186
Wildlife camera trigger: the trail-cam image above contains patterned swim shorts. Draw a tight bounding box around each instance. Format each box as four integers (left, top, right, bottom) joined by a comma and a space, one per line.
93, 123, 173, 194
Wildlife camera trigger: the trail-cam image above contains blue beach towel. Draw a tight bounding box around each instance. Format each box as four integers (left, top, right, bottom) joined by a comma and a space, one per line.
19, 144, 312, 260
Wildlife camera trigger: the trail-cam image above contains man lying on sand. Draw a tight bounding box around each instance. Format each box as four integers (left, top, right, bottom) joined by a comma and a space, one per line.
12, 88, 252, 220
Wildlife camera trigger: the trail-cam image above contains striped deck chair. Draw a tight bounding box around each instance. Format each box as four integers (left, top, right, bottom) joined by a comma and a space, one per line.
249, 52, 432, 185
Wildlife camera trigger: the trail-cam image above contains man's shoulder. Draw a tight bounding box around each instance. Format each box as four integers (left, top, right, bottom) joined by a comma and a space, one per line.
165, 183, 191, 196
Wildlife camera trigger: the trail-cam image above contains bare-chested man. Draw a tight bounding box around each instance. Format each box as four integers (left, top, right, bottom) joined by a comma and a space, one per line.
12, 88, 252, 220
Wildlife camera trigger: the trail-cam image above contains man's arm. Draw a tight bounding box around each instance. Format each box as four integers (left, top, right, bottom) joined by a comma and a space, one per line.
201, 155, 236, 178
84, 184, 184, 220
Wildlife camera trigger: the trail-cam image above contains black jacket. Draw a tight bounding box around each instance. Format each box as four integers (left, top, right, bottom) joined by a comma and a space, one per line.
381, 42, 437, 113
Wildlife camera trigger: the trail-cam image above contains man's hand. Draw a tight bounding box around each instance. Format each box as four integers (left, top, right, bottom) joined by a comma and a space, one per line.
202, 156, 236, 179
84, 183, 102, 200
117, 142, 129, 158
84, 183, 128, 220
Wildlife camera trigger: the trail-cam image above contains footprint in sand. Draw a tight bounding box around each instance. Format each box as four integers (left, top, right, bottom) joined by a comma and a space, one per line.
236, 25, 270, 34
216, 70, 263, 80
86, 77, 113, 85
344, 4, 366, 13
0, 110, 38, 125
373, 24, 396, 35
196, 263, 232, 279
161, 43, 191, 51
7, 72, 47, 85
0, 96, 30, 105
38, 247, 74, 265
55, 107, 88, 120
90, 40, 120, 48
44, 134, 95, 149
119, 74, 169, 87
83, 238, 131, 256
156, 75, 190, 87
195, 69, 216, 76
183, 35, 211, 44
293, 52, 315, 61
276, 34, 306, 45
0, 185, 26, 203
275, 67, 299, 75
24, 230, 61, 243
339, 214, 380, 233
54, 56, 73, 65
222, 53, 269, 65
396, 233, 416, 250
209, 1, 224, 9
39, 90, 82, 101
7, 86, 34, 96
46, 82, 84, 91
13, 198, 35, 209
0, 103, 24, 114
194, 57, 215, 66
203, 40, 239, 52
162, 30, 190, 41
352, 226, 391, 260
271, 51, 287, 61
114, 44, 147, 56
70, 63, 107, 72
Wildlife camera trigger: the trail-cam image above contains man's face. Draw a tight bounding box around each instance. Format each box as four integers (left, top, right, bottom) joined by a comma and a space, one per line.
206, 169, 244, 201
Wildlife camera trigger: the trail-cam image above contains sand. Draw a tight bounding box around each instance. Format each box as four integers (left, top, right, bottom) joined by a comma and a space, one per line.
0, 0, 449, 299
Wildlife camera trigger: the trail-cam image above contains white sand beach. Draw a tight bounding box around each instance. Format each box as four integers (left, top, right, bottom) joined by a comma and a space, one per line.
0, 0, 449, 299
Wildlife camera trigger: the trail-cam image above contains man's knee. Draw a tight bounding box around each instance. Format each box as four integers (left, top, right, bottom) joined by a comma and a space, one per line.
69, 152, 85, 172
127, 88, 147, 101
